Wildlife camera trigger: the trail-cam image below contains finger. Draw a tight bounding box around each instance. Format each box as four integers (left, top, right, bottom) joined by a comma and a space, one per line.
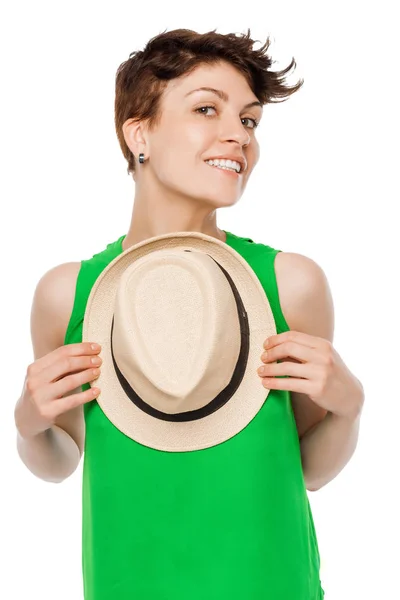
47, 386, 100, 420
264, 331, 321, 351
261, 376, 311, 393
31, 342, 102, 375
261, 342, 315, 365
51, 367, 101, 400
33, 347, 102, 386
257, 360, 315, 380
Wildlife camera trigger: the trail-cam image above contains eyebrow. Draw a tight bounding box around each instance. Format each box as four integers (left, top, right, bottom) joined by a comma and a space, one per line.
184, 87, 263, 110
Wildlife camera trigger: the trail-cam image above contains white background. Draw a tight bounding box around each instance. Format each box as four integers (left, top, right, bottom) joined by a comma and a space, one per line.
1, 1, 398, 599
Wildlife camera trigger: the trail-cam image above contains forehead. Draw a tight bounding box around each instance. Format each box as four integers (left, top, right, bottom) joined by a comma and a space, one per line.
164, 61, 256, 102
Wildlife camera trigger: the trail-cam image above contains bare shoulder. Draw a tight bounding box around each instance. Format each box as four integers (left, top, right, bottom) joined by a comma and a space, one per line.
31, 262, 82, 352
274, 251, 329, 302
31, 262, 86, 456
274, 251, 334, 440
274, 251, 334, 336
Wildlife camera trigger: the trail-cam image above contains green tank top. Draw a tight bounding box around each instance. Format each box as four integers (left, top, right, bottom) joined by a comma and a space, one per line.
64, 229, 325, 600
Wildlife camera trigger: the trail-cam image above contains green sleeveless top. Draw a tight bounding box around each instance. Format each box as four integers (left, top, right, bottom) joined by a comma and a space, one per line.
64, 230, 325, 600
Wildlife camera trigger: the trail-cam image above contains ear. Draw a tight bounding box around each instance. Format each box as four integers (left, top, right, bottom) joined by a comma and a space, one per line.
122, 118, 148, 159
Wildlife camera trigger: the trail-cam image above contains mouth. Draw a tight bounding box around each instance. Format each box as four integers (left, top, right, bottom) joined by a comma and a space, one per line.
204, 161, 242, 177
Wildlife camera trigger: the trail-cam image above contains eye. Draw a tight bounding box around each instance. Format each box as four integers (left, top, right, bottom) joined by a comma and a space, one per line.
195, 105, 217, 117
241, 117, 259, 130
195, 106, 259, 129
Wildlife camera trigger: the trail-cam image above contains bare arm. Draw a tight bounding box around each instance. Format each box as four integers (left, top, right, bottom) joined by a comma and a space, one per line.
14, 262, 96, 483
15, 425, 82, 484
300, 404, 364, 492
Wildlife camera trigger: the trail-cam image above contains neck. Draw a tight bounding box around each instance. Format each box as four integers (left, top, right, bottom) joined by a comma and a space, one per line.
122, 180, 227, 251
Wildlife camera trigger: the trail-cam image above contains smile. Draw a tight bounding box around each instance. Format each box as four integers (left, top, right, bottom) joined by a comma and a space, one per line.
204, 160, 242, 176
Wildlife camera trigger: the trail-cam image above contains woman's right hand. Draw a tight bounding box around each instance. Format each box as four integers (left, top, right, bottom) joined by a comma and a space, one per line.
15, 342, 102, 439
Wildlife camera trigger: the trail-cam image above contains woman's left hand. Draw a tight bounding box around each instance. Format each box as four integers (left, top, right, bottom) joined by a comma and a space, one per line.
257, 331, 364, 419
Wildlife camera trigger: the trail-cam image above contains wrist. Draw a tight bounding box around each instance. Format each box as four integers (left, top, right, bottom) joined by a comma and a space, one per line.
14, 397, 49, 440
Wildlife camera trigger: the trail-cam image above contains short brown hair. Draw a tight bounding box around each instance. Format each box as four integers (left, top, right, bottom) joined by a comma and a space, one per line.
114, 28, 304, 175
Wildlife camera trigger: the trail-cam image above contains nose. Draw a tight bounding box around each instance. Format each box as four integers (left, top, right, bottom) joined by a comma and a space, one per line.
219, 115, 251, 147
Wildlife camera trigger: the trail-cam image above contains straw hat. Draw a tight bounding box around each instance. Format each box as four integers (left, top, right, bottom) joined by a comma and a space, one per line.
82, 231, 277, 452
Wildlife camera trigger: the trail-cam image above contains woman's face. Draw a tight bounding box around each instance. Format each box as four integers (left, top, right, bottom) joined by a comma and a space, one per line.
127, 61, 263, 209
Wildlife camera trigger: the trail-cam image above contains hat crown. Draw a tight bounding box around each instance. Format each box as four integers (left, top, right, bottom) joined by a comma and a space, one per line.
112, 248, 242, 414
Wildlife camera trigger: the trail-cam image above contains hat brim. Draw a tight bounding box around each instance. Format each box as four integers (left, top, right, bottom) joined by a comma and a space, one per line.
83, 231, 277, 452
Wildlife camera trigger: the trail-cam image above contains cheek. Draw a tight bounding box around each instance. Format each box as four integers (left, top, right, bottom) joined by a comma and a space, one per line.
249, 140, 260, 163
244, 144, 259, 177
185, 122, 212, 145
159, 128, 211, 173
151, 145, 197, 185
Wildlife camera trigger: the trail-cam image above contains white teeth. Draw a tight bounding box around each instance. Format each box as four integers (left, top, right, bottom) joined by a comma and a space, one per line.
205, 158, 241, 173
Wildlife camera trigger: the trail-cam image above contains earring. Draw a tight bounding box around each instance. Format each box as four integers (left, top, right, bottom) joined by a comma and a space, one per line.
139, 153, 145, 164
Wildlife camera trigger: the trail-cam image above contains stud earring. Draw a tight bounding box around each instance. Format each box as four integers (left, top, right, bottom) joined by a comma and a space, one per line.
139, 153, 145, 164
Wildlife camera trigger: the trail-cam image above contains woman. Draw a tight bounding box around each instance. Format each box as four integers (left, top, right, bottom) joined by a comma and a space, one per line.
14, 28, 364, 600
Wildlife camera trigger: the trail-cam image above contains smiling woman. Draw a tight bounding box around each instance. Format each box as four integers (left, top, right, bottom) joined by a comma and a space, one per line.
113, 30, 302, 252
118, 65, 266, 236
16, 27, 337, 600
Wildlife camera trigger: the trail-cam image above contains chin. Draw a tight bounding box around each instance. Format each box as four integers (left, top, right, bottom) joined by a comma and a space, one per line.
195, 191, 241, 209
212, 195, 241, 208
